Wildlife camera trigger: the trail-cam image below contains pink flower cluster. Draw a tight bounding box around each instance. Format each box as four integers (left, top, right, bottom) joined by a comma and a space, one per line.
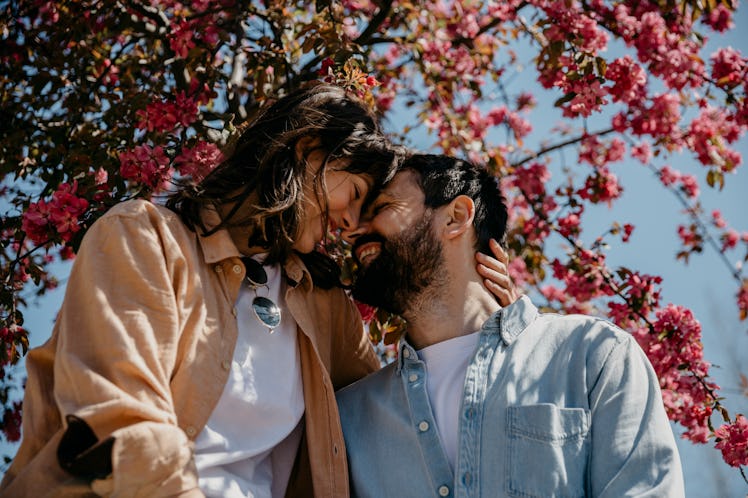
687, 106, 742, 172
551, 249, 614, 303
137, 90, 200, 133
711, 47, 747, 89
658, 166, 700, 198
606, 56, 647, 104
119, 144, 171, 191
22, 182, 90, 245
714, 415, 748, 467
174, 141, 223, 181
633, 304, 716, 442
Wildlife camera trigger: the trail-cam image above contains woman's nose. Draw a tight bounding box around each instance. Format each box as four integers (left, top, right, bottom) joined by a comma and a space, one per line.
341, 219, 369, 244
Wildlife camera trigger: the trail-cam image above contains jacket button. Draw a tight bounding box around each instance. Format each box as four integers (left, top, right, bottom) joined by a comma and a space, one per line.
408, 373, 418, 382
221, 360, 231, 370
438, 485, 449, 496
418, 421, 429, 432
185, 426, 197, 437
214, 265, 223, 273
232, 265, 242, 274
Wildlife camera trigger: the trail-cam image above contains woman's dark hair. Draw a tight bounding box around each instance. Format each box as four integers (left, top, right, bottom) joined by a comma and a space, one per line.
167, 83, 399, 267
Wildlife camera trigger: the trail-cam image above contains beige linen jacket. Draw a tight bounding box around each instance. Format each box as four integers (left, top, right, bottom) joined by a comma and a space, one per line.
0, 199, 379, 497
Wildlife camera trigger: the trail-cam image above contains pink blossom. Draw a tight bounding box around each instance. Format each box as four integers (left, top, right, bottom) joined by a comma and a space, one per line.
557, 212, 582, 238
137, 91, 199, 132
169, 19, 196, 59
509, 162, 549, 199
94, 167, 108, 185
540, 284, 567, 304
21, 182, 89, 245
711, 209, 727, 228
606, 56, 647, 104
679, 174, 700, 198
1, 401, 22, 443
622, 223, 634, 242
721, 229, 740, 251
629, 94, 681, 139
631, 142, 652, 164
705, 4, 735, 32
659, 165, 681, 187
174, 141, 223, 181
714, 415, 748, 467
355, 301, 377, 323
687, 106, 742, 171
515, 92, 536, 111
677, 224, 702, 250
119, 144, 172, 190
578, 167, 622, 205
710, 47, 746, 89
507, 257, 530, 288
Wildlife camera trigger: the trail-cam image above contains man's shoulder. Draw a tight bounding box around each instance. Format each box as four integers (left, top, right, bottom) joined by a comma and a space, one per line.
516, 302, 636, 364
336, 361, 398, 408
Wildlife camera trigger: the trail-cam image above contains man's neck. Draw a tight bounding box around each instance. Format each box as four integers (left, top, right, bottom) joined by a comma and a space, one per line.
403, 266, 501, 350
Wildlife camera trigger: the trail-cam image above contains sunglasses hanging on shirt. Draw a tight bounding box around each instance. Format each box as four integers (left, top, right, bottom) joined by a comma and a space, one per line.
241, 258, 282, 333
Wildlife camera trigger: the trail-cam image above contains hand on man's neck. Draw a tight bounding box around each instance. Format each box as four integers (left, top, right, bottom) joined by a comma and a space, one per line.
404, 239, 501, 350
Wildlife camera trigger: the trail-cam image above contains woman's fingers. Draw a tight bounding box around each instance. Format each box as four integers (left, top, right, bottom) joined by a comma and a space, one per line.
475, 239, 519, 306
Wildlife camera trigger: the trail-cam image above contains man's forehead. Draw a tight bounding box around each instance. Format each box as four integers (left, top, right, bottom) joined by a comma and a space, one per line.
380, 169, 420, 198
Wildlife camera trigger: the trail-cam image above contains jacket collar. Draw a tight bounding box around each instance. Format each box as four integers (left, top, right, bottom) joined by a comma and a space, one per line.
196, 206, 312, 289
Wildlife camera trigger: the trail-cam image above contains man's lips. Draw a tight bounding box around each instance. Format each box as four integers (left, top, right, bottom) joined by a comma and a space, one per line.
354, 241, 381, 267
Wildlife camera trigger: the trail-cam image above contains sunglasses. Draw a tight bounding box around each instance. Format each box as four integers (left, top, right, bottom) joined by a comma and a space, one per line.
242, 258, 282, 333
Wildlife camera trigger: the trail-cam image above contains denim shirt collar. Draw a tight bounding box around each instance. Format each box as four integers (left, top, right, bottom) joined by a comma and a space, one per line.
396, 295, 538, 373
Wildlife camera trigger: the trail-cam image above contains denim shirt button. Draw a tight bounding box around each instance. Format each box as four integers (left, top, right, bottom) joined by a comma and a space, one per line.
465, 407, 475, 419
418, 421, 429, 432
403, 349, 411, 358
438, 485, 449, 496
408, 373, 418, 382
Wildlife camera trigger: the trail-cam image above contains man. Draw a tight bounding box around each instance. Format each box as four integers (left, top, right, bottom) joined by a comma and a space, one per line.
337, 154, 684, 497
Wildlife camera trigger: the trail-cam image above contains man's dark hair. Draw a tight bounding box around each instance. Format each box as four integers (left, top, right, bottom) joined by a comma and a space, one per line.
400, 154, 508, 254
167, 83, 399, 265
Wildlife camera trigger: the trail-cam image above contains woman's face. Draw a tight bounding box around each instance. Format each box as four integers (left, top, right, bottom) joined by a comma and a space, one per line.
293, 151, 374, 253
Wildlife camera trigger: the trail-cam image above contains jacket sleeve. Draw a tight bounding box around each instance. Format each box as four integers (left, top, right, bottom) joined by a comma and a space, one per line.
588, 332, 685, 498
52, 208, 204, 497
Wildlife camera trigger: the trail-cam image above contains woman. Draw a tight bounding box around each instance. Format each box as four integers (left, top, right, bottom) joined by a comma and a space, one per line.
1, 84, 514, 498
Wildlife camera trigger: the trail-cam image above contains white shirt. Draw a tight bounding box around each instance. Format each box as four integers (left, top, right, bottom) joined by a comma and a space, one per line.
195, 257, 304, 498
417, 331, 481, 470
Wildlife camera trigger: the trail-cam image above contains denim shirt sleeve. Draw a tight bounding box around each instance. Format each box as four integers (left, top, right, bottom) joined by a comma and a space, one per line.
587, 334, 685, 497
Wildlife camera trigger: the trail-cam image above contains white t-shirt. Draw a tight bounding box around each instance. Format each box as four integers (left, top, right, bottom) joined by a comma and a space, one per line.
417, 331, 481, 471
195, 257, 304, 498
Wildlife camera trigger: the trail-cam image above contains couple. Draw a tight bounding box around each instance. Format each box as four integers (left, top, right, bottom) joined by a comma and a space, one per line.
0, 84, 683, 497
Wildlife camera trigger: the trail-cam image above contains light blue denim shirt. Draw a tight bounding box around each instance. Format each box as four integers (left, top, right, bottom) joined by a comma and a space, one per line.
337, 296, 684, 498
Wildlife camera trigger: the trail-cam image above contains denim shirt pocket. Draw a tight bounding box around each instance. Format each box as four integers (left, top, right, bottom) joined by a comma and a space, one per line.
506, 404, 591, 498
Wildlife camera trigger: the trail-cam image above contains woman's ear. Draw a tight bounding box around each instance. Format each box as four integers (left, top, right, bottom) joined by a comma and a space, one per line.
294, 136, 318, 161
442, 195, 475, 240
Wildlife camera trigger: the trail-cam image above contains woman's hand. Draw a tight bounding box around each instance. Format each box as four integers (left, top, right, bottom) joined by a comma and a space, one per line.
475, 238, 520, 307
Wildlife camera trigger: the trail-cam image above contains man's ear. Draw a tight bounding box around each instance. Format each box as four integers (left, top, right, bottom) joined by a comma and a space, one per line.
442, 195, 475, 240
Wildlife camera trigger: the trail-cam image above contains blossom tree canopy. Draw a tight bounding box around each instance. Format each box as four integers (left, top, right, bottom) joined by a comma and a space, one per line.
1, 0, 747, 478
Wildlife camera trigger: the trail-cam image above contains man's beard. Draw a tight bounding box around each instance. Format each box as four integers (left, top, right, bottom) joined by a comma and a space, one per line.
352, 214, 444, 316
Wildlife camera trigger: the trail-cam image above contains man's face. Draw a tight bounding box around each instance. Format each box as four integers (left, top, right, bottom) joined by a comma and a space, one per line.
350, 170, 444, 315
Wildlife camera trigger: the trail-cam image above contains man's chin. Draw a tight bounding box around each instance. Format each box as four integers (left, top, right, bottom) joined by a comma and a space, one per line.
352, 276, 402, 315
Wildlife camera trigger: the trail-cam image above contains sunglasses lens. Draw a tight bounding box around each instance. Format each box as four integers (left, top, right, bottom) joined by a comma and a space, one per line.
252, 296, 281, 329
244, 258, 268, 286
